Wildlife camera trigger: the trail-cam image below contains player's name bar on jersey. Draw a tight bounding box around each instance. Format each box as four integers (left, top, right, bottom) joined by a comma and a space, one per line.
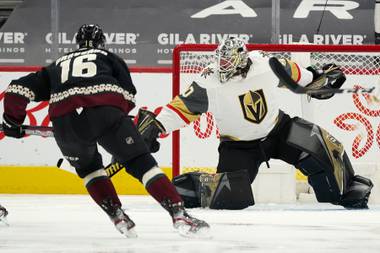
0, 59, 24, 63
124, 59, 136, 64
157, 60, 172, 65
45, 59, 137, 64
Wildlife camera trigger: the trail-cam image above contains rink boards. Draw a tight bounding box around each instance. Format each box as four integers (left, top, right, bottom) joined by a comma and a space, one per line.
0, 71, 379, 197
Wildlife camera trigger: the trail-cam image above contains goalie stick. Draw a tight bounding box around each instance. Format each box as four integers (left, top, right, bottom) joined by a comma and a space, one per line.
1, 124, 123, 178
268, 57, 375, 96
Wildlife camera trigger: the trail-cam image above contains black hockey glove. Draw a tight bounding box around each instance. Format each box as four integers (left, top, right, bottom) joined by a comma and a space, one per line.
2, 114, 25, 139
306, 63, 346, 99
136, 109, 166, 153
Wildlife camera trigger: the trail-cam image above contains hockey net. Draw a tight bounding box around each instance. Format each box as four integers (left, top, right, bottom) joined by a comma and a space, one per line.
172, 44, 380, 199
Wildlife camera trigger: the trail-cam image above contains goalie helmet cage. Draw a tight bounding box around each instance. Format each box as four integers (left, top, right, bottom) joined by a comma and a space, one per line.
171, 44, 380, 181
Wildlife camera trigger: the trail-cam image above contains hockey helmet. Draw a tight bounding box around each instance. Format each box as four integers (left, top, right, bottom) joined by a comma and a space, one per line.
215, 37, 249, 83
76, 24, 106, 48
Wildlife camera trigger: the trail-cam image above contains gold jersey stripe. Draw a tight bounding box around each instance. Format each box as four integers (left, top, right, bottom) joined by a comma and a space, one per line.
287, 60, 301, 82
168, 96, 201, 123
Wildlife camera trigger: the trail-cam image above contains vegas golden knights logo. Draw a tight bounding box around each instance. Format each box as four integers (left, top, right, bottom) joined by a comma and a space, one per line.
238, 89, 268, 124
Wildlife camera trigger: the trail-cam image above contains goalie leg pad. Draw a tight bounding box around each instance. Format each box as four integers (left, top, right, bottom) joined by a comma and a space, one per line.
172, 172, 203, 208
297, 153, 373, 207
173, 170, 254, 210
206, 170, 254, 210
289, 118, 373, 207
287, 118, 348, 203
286, 118, 335, 167
339, 175, 373, 209
297, 155, 341, 203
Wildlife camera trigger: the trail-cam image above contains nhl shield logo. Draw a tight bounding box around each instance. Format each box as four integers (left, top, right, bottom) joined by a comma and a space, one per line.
238, 89, 268, 124
125, 136, 134, 144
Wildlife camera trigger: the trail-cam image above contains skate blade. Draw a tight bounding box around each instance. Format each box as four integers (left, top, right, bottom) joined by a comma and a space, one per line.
176, 224, 211, 239
119, 226, 138, 238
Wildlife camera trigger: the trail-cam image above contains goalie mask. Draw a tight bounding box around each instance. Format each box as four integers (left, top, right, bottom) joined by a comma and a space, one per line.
215, 37, 249, 83
76, 24, 106, 49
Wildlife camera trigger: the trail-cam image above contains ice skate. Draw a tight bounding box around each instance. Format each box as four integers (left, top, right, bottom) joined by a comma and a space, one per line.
111, 208, 137, 238
100, 198, 137, 238
110, 208, 137, 238
169, 202, 210, 238
0, 205, 9, 226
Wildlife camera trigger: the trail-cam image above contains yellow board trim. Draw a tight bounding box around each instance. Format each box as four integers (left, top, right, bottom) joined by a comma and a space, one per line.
0, 165, 307, 194
0, 166, 172, 194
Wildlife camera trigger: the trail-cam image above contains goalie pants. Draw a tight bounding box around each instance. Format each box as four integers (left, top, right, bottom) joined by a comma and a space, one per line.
52, 106, 155, 178
217, 111, 299, 183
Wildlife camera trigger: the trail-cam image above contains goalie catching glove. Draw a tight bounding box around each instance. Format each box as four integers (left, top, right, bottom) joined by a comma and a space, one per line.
136, 109, 166, 153
306, 63, 346, 99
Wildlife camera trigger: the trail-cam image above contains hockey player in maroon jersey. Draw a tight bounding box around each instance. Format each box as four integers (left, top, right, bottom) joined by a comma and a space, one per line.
1, 24, 209, 237
137, 37, 373, 210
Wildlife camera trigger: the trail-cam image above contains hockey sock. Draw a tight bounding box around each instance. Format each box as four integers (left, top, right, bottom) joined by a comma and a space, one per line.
85, 170, 122, 215
143, 167, 182, 205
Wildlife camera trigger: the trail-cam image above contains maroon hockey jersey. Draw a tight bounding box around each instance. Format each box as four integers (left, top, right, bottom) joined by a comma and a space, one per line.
4, 48, 136, 124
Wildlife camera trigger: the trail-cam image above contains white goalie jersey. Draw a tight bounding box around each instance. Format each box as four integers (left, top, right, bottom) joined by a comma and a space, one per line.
156, 51, 313, 141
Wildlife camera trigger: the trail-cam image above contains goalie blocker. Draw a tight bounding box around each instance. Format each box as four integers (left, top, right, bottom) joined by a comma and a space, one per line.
172, 170, 254, 210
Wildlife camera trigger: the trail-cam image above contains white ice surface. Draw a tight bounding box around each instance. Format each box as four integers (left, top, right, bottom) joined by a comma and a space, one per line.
0, 194, 380, 253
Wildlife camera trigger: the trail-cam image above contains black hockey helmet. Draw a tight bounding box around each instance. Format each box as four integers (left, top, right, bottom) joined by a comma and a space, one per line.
75, 24, 106, 48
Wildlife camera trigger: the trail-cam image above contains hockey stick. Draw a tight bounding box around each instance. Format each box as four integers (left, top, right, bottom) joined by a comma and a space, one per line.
56, 158, 125, 178
1, 124, 124, 178
104, 161, 125, 178
0, 124, 54, 137
0, 115, 137, 137
268, 57, 375, 96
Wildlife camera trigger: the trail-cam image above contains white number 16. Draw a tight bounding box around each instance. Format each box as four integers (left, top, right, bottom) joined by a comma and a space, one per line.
60, 54, 97, 83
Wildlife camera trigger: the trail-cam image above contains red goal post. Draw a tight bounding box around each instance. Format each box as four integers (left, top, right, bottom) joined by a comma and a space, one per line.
172, 44, 380, 178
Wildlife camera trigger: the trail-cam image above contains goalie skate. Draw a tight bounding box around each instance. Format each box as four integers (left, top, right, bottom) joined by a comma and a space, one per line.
111, 208, 137, 238
171, 203, 210, 238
